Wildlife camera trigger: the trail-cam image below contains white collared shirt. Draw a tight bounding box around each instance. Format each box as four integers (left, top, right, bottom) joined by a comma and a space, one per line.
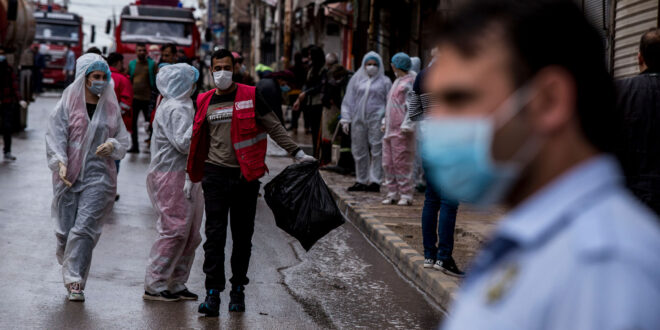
443, 156, 660, 330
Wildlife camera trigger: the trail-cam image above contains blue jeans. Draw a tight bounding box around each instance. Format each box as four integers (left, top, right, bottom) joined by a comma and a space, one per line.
421, 178, 459, 261
114, 160, 120, 173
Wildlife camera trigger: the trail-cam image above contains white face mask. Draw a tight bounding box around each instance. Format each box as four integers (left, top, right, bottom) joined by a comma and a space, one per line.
365, 65, 378, 77
213, 70, 233, 90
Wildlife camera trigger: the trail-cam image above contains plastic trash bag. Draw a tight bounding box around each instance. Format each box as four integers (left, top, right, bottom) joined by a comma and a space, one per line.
264, 161, 344, 251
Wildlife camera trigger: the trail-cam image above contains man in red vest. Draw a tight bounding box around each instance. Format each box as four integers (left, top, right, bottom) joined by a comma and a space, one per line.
188, 49, 314, 317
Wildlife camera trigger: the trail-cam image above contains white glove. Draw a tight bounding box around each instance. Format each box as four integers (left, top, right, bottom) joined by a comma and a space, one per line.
294, 149, 316, 163
183, 174, 193, 200
95, 141, 114, 157
19, 100, 27, 109
340, 120, 350, 135
58, 162, 72, 187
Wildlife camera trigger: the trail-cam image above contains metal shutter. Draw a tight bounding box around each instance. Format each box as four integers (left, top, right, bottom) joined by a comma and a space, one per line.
612, 0, 659, 78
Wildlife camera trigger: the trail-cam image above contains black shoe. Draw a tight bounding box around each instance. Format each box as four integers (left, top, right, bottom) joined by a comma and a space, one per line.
347, 183, 368, 192
198, 289, 220, 316
127, 147, 139, 154
173, 288, 198, 300
366, 183, 381, 193
115, 194, 120, 202
433, 257, 465, 278
228, 285, 245, 312
142, 290, 181, 302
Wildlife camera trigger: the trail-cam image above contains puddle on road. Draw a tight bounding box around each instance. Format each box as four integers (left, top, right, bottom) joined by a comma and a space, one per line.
281, 227, 426, 329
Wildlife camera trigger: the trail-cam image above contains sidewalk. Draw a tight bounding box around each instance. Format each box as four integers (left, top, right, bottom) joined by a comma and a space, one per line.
320, 170, 506, 310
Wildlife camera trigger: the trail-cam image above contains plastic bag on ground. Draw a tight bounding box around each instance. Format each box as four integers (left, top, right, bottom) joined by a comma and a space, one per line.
264, 161, 344, 251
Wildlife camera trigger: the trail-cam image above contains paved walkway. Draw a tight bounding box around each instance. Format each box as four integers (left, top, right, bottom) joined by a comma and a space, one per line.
320, 169, 506, 309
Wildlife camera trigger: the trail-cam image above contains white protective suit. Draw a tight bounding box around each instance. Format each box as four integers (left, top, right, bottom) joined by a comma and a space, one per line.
45, 54, 130, 288
340, 52, 392, 185
144, 63, 204, 294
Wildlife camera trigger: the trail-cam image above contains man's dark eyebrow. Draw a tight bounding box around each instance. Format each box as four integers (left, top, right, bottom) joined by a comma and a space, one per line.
434, 88, 479, 102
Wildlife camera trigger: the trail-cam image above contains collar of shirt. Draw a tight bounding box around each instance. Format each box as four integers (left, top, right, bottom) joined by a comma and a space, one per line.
495, 155, 623, 248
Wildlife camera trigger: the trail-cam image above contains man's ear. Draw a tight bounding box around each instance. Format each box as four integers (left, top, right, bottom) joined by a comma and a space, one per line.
638, 52, 646, 71
526, 66, 577, 137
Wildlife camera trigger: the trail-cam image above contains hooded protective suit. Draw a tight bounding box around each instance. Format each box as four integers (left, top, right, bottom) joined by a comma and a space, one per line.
45, 53, 130, 288
144, 63, 204, 294
340, 52, 392, 185
382, 71, 417, 200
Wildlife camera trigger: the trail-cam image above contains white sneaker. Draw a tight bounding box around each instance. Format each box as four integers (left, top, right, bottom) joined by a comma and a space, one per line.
382, 193, 397, 205
397, 198, 412, 206
67, 282, 85, 302
4, 152, 16, 161
423, 259, 435, 268
381, 198, 396, 205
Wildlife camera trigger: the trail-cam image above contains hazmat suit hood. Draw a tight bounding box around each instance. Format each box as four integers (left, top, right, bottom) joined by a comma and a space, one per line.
46, 53, 127, 186
156, 63, 198, 100
149, 63, 197, 174
340, 51, 392, 123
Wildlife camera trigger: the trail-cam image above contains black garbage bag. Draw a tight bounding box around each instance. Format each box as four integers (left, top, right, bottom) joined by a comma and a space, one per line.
264, 161, 344, 251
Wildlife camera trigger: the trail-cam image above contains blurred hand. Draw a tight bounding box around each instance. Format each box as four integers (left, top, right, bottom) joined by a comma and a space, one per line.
341, 121, 350, 135
293, 99, 301, 111
294, 150, 316, 163
19, 100, 27, 109
58, 162, 72, 187
183, 178, 193, 199
95, 142, 114, 157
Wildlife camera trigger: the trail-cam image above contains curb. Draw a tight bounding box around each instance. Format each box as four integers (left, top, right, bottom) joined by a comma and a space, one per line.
325, 181, 461, 311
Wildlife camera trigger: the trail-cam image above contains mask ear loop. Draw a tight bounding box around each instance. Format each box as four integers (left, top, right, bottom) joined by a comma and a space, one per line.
491, 83, 543, 169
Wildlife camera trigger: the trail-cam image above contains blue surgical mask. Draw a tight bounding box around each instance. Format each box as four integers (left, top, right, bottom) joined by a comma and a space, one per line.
280, 85, 291, 93
419, 85, 538, 205
0, 55, 6, 62
87, 79, 107, 95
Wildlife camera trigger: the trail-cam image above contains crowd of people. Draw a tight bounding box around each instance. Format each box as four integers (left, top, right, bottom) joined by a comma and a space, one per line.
42, 42, 315, 317
1, 0, 658, 327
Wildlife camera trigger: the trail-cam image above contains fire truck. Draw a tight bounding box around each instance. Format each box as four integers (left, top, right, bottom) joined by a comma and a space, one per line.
32, 3, 83, 86
111, 0, 200, 65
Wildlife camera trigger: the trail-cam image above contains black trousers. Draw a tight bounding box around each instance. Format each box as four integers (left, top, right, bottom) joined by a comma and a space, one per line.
131, 99, 151, 150
1, 103, 13, 153
201, 163, 261, 291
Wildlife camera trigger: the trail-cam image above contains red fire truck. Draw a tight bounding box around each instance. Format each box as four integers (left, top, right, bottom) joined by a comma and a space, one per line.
33, 3, 83, 86
112, 0, 200, 64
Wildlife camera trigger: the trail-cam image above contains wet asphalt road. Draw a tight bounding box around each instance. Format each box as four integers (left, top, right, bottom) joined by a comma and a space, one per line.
0, 94, 444, 329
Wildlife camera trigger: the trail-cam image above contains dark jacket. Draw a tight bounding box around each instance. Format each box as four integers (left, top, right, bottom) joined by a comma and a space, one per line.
256, 77, 284, 124
615, 71, 660, 215
322, 63, 349, 108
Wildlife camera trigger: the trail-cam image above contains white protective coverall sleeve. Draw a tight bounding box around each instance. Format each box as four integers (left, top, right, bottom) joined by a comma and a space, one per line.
145, 63, 204, 294
341, 51, 392, 185
45, 53, 130, 289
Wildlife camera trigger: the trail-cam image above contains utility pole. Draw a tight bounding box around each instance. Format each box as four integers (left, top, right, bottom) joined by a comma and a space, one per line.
283, 0, 292, 68
367, 0, 375, 50
275, 0, 282, 69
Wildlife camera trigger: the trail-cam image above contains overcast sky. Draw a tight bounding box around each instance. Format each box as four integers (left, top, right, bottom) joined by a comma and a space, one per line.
63, 0, 201, 51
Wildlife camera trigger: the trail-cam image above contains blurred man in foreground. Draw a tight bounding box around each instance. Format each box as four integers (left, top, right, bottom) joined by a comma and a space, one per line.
419, 1, 660, 329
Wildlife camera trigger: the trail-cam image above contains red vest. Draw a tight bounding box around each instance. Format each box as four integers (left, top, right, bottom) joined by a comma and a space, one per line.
187, 84, 268, 182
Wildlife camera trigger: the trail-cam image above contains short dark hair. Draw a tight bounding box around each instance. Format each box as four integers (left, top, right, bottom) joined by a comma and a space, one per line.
136, 42, 146, 49
86, 47, 102, 55
161, 43, 177, 54
438, 0, 615, 152
107, 52, 123, 66
211, 49, 234, 66
640, 28, 660, 71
